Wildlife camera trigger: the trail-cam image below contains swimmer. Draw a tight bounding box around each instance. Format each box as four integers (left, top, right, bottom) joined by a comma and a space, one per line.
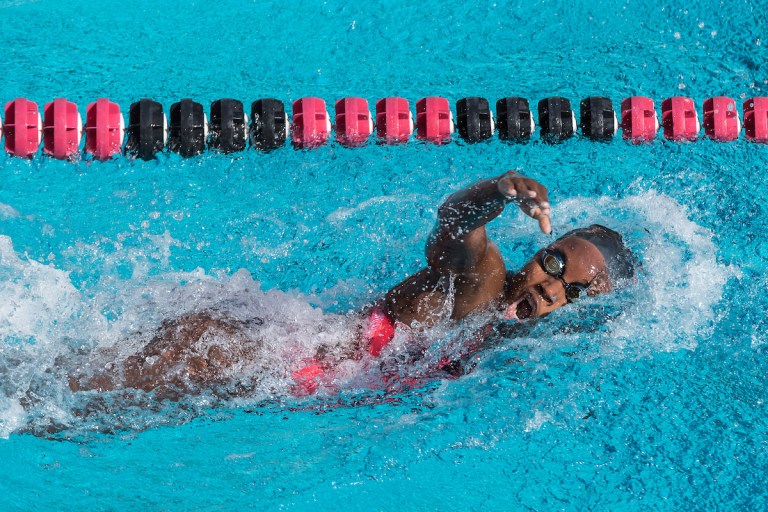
68, 171, 637, 397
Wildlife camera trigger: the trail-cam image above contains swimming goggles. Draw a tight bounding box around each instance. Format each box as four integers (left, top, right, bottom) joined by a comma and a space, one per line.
540, 249, 591, 303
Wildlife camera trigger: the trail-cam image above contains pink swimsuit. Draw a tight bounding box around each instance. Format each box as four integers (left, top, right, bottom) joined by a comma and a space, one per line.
290, 308, 493, 395
362, 306, 397, 357
290, 307, 397, 396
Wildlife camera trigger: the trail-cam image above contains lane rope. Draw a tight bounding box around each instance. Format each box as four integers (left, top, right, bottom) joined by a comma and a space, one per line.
1, 95, 766, 160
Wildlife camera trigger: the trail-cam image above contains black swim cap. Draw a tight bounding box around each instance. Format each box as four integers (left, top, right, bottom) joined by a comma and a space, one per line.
559, 224, 637, 286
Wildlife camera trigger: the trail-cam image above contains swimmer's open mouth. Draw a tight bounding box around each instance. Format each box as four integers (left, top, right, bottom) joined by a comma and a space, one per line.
505, 293, 536, 320
516, 294, 535, 319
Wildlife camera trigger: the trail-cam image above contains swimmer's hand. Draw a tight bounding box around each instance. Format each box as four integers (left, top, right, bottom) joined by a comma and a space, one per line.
497, 171, 552, 234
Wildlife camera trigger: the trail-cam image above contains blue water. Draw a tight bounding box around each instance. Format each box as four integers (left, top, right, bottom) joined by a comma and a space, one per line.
1, 0, 767, 510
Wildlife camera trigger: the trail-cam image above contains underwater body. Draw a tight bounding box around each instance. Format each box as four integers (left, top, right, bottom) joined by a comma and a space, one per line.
1, 0, 767, 509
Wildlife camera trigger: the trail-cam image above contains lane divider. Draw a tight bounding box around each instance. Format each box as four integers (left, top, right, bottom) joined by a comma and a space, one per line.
375, 97, 413, 144
744, 97, 768, 142
1, 95, 767, 160
4, 97, 42, 158
497, 97, 534, 142
85, 98, 124, 161
336, 97, 373, 147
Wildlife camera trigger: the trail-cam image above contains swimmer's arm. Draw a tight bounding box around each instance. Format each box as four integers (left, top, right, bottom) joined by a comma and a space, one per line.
426, 171, 551, 272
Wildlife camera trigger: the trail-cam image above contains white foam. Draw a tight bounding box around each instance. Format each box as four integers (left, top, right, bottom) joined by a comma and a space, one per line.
0, 203, 20, 219
0, 235, 102, 344
0, 397, 25, 439
551, 191, 736, 353
524, 410, 553, 432
327, 193, 427, 222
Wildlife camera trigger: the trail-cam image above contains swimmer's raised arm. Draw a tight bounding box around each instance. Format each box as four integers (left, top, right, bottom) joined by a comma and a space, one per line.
425, 171, 551, 274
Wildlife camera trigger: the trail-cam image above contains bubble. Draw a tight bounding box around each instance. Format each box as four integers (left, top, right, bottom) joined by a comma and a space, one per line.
524, 410, 553, 432
674, 32, 681, 39
0, 398, 25, 439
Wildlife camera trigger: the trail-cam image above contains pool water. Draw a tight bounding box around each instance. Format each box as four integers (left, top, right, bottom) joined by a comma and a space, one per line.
1, 0, 767, 509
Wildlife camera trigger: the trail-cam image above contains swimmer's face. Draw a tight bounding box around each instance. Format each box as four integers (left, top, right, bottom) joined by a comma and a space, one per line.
503, 236, 611, 320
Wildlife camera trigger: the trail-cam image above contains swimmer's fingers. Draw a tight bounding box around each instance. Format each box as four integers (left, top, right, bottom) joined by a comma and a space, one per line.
497, 171, 550, 204
497, 171, 526, 198
536, 211, 552, 234
521, 198, 552, 234
498, 171, 552, 234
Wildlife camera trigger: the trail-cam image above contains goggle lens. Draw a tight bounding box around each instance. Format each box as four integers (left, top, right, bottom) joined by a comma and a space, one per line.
541, 251, 564, 276
541, 249, 591, 304
565, 284, 587, 303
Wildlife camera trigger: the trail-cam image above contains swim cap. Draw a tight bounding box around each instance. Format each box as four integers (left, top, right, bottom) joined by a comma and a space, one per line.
559, 224, 638, 286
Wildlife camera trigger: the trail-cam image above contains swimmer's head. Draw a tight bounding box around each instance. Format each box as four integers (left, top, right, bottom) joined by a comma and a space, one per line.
503, 224, 637, 320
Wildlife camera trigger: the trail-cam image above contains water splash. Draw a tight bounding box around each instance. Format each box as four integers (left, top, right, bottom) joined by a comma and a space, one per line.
0, 190, 734, 437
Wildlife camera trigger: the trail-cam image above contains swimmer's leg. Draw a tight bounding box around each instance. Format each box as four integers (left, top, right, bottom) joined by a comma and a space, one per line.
69, 312, 263, 397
